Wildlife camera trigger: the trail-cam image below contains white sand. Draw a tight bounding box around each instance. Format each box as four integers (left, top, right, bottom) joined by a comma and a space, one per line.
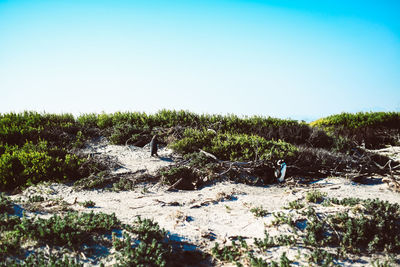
11, 142, 400, 266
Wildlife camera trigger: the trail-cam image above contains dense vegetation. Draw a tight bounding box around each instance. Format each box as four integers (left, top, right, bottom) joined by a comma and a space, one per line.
0, 193, 200, 266
311, 112, 400, 148
0, 141, 84, 190
170, 129, 298, 162
1, 110, 398, 191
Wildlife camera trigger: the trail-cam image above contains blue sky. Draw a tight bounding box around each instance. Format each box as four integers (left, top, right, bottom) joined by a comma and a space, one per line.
0, 0, 399, 121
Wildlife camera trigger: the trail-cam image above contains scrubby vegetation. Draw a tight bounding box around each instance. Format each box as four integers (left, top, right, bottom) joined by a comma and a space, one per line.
0, 141, 84, 191
0, 194, 200, 266
0, 110, 398, 191
311, 112, 400, 148
212, 194, 400, 266
1, 110, 400, 265
170, 129, 298, 162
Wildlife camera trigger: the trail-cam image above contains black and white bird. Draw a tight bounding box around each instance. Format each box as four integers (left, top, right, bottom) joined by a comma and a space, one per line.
150, 135, 158, 157
274, 160, 287, 182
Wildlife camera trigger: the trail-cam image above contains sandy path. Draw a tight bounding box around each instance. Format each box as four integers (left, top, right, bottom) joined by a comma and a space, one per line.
81, 137, 176, 175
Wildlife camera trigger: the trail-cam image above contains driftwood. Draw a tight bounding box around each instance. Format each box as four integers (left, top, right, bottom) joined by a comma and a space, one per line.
199, 149, 219, 162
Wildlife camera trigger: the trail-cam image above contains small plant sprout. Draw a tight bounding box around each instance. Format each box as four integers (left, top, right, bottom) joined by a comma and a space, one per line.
80, 200, 96, 208
250, 206, 269, 217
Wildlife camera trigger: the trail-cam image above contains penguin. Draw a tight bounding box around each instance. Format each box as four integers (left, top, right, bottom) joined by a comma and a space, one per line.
150, 135, 158, 157
275, 160, 287, 182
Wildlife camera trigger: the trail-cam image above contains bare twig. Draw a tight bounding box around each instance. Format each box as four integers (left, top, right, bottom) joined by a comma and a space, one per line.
166, 178, 183, 191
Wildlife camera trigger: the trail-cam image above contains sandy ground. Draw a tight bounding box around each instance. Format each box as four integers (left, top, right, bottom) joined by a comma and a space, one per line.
10, 142, 400, 266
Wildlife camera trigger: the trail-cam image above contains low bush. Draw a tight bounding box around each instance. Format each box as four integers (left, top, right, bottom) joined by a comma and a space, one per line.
250, 206, 269, 217
109, 123, 152, 146
311, 112, 400, 148
0, 193, 13, 214
0, 252, 84, 267
114, 216, 172, 267
299, 198, 400, 254
212, 236, 294, 266
17, 211, 120, 248
80, 200, 95, 208
285, 200, 305, 210
0, 111, 79, 147
170, 129, 298, 162
27, 195, 45, 203
329, 199, 400, 253
77, 110, 333, 148
0, 208, 121, 262
0, 141, 85, 190
306, 190, 327, 203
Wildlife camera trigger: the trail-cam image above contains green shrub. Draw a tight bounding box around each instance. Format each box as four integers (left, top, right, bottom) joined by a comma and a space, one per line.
304, 247, 335, 266
0, 252, 84, 267
27, 195, 45, 203
80, 200, 96, 208
112, 178, 137, 191
109, 124, 151, 145
0, 141, 84, 190
0, 208, 121, 262
0, 193, 13, 214
114, 216, 171, 267
170, 129, 298, 162
169, 128, 215, 154
114, 233, 170, 267
285, 200, 305, 210
311, 112, 400, 130
306, 190, 327, 203
311, 112, 400, 148
212, 236, 294, 266
0, 111, 79, 147
329, 198, 400, 253
17, 211, 120, 248
250, 206, 269, 217
76, 110, 322, 147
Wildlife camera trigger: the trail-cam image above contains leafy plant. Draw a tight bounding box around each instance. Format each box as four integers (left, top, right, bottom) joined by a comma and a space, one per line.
311, 112, 400, 148
306, 190, 327, 203
250, 206, 269, 217
304, 247, 335, 266
27, 195, 45, 203
113, 216, 172, 267
0, 141, 85, 190
285, 200, 305, 210
170, 129, 298, 162
0, 193, 13, 214
0, 252, 84, 267
80, 200, 95, 208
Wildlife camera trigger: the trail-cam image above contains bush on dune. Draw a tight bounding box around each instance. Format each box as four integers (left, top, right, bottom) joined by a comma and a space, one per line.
0, 141, 84, 191
77, 110, 335, 149
169, 128, 298, 162
0, 110, 398, 191
311, 112, 400, 148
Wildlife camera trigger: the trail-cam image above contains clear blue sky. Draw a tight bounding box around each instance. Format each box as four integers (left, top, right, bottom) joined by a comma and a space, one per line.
1, 0, 399, 121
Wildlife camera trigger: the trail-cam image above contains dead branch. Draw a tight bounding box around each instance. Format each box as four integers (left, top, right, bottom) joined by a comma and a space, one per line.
199, 149, 220, 162
218, 163, 234, 177
166, 178, 183, 191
